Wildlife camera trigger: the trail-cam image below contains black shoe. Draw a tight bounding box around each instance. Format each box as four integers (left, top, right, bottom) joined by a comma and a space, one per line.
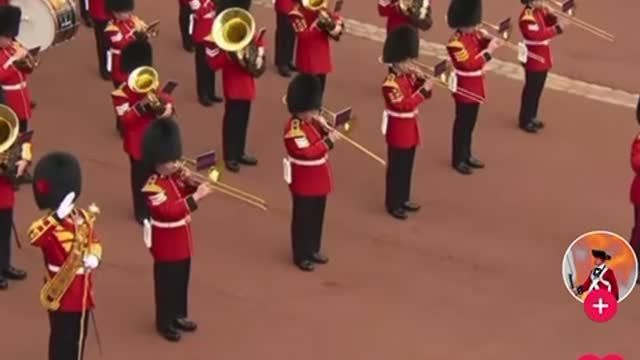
311, 253, 329, 264
519, 122, 538, 133
532, 118, 545, 129
466, 157, 485, 169
208, 95, 223, 103
239, 155, 258, 166
403, 201, 420, 212
288, 63, 297, 72
278, 66, 292, 77
0, 276, 7, 290
198, 97, 213, 107
183, 44, 194, 52
296, 260, 314, 271
173, 318, 197, 332
158, 326, 181, 342
3, 266, 26, 280
452, 162, 473, 175
30, 101, 37, 109
225, 161, 240, 172
387, 208, 408, 220
100, 71, 111, 81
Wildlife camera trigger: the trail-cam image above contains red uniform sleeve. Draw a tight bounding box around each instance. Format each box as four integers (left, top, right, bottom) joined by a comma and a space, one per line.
577, 276, 592, 294
111, 91, 143, 125
105, 21, 134, 50
204, 42, 228, 71
543, 11, 558, 26
377, 0, 395, 16
382, 83, 428, 112
189, 0, 208, 17
284, 121, 331, 160
0, 56, 15, 81
144, 183, 198, 220
288, 10, 323, 39
607, 271, 619, 300
519, 11, 559, 41
631, 137, 640, 173
447, 37, 490, 71
28, 215, 60, 248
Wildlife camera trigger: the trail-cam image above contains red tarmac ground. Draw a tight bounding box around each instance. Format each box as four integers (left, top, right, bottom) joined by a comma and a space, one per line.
2, 1, 639, 359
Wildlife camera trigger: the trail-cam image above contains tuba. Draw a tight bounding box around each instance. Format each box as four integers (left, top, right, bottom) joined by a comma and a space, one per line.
301, 0, 342, 40
398, 0, 433, 30
128, 66, 167, 114
212, 8, 265, 77
40, 206, 99, 311
0, 104, 30, 186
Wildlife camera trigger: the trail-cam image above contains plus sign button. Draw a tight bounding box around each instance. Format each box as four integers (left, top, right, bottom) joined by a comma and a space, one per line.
578, 355, 624, 360
583, 289, 618, 323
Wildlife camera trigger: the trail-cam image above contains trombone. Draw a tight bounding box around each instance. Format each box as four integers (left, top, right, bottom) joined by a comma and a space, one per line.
545, 0, 614, 42
179, 157, 268, 211
281, 96, 386, 166
480, 18, 546, 64
377, 56, 485, 103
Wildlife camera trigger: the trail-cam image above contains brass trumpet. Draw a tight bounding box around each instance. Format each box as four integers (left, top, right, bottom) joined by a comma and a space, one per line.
544, 0, 614, 42
128, 66, 167, 114
179, 157, 268, 211
398, 0, 433, 30
135, 19, 160, 39
12, 42, 40, 71
302, 0, 344, 40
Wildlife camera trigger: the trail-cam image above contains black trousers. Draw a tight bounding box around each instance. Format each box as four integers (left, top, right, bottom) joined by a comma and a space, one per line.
19, 119, 27, 133
92, 20, 109, 77
194, 42, 217, 100
79, 0, 90, 20
178, 3, 193, 50
452, 102, 480, 165
291, 195, 326, 263
274, 12, 295, 67
385, 147, 416, 211
154, 259, 191, 331
129, 157, 150, 221
518, 70, 548, 126
48, 311, 89, 360
0, 208, 12, 270
222, 100, 252, 162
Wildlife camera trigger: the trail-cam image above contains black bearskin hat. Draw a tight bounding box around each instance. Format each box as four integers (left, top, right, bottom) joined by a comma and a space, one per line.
447, 0, 482, 28
0, 6, 22, 38
106, 0, 134, 12
142, 117, 183, 168
382, 25, 419, 63
286, 74, 322, 114
121, 39, 153, 74
216, 0, 251, 12
591, 249, 612, 261
32, 152, 82, 211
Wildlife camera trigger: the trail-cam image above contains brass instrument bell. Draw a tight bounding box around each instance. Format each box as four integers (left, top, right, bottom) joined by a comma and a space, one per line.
128, 66, 163, 108
0, 105, 19, 155
212, 8, 256, 53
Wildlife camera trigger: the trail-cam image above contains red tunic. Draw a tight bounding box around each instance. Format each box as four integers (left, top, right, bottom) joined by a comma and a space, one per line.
578, 265, 619, 300
381, 72, 430, 149
143, 173, 198, 263
446, 30, 491, 104
190, 0, 216, 43
518, 6, 561, 72
283, 118, 333, 196
88, 0, 109, 21
288, 4, 339, 74
629, 135, 640, 204
275, 0, 296, 14
104, 16, 145, 85
204, 37, 265, 100
0, 45, 33, 120
377, 0, 414, 33
28, 209, 103, 312
0, 141, 32, 209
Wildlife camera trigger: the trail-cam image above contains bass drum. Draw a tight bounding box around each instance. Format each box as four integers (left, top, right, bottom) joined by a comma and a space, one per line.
10, 0, 80, 50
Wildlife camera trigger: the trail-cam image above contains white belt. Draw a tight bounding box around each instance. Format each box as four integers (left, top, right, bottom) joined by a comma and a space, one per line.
287, 156, 327, 166
47, 264, 86, 274
109, 49, 121, 55
2, 82, 26, 90
384, 109, 418, 118
454, 70, 483, 77
523, 39, 550, 46
150, 218, 188, 228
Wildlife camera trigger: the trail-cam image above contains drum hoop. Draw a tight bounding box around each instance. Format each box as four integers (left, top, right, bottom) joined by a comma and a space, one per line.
42, 0, 80, 35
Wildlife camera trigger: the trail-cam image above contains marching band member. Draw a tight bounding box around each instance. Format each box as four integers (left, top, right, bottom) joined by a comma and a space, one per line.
517, 0, 566, 133
112, 39, 174, 224
288, 0, 344, 100
89, 0, 111, 80
141, 117, 213, 341
205, 0, 265, 172
190, 0, 222, 106
28, 152, 103, 359
274, 0, 297, 77
381, 26, 432, 220
629, 100, 640, 279
0, 109, 30, 290
445, 0, 500, 175
105, 0, 148, 88
377, 0, 433, 33
178, 0, 194, 52
573, 249, 619, 300
283, 74, 339, 271
0, 5, 34, 133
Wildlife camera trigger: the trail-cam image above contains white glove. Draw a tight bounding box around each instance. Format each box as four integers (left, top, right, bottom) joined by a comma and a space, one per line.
83, 254, 100, 270
55, 192, 76, 219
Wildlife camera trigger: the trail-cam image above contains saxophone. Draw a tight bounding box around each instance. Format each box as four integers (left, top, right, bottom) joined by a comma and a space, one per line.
39, 205, 100, 311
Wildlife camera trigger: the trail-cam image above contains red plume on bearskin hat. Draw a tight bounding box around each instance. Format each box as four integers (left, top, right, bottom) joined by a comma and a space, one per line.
286, 74, 322, 115
106, 0, 134, 12
447, 0, 482, 28
121, 39, 153, 74
0, 5, 22, 38
142, 117, 183, 168
382, 25, 419, 64
32, 152, 82, 211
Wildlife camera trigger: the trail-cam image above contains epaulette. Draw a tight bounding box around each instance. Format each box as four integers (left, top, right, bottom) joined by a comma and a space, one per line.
447, 37, 463, 49
111, 85, 127, 98
141, 175, 164, 193
520, 8, 536, 23
382, 74, 400, 89
28, 215, 57, 244
284, 119, 306, 139
105, 22, 119, 32
447, 38, 469, 62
